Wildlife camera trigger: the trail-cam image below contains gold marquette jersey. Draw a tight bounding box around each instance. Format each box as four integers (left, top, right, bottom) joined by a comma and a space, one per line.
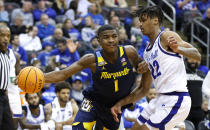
83, 46, 136, 107
143, 31, 188, 93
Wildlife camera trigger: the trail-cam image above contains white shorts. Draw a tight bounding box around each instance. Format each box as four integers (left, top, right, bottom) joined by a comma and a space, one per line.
8, 82, 22, 118
137, 92, 191, 130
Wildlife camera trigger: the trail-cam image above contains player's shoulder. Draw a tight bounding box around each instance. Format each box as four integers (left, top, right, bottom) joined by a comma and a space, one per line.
124, 45, 137, 54
161, 31, 180, 39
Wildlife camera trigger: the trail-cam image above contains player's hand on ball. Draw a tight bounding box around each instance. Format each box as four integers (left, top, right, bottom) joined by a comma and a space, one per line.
137, 61, 148, 74
168, 36, 179, 53
111, 103, 122, 122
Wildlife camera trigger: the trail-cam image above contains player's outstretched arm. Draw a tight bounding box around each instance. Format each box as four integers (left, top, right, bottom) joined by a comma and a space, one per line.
162, 31, 201, 62
44, 54, 95, 83
125, 45, 148, 73
111, 69, 152, 122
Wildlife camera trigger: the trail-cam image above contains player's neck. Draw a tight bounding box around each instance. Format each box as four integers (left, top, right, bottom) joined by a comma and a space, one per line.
59, 100, 67, 108
30, 107, 40, 116
102, 49, 118, 64
148, 29, 161, 45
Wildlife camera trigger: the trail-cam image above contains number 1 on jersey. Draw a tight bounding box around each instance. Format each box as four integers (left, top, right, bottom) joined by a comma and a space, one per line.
114, 80, 119, 92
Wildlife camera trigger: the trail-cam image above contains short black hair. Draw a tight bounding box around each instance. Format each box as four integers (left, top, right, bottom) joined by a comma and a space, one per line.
55, 81, 71, 93
135, 6, 164, 25
97, 25, 117, 37
10, 34, 18, 43
56, 39, 66, 45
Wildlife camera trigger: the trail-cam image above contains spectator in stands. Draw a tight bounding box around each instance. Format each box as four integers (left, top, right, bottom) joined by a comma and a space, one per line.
200, 8, 210, 42
105, 9, 118, 24
82, 2, 104, 26
33, 0, 57, 22
124, 6, 137, 39
89, 36, 100, 52
109, 15, 122, 30
202, 71, 210, 119
19, 93, 51, 129
41, 66, 56, 104
0, 1, 9, 23
62, 19, 81, 41
9, 34, 28, 65
185, 58, 204, 129
45, 82, 79, 130
37, 42, 54, 67
31, 58, 42, 68
104, 0, 128, 8
175, 0, 198, 29
10, 15, 27, 35
138, 35, 150, 58
130, 17, 143, 45
50, 39, 80, 69
11, 0, 34, 26
43, 28, 67, 47
52, 0, 68, 15
19, 26, 42, 52
175, 0, 197, 12
81, 16, 97, 42
65, 0, 82, 26
37, 14, 56, 39
71, 75, 84, 105
197, 0, 210, 15
77, 0, 92, 17
201, 99, 209, 120
118, 27, 132, 46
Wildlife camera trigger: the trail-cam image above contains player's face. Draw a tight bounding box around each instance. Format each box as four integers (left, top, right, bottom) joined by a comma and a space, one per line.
146, 88, 156, 102
58, 88, 70, 103
0, 27, 10, 53
72, 80, 83, 91
139, 15, 153, 36
27, 93, 40, 108
98, 30, 118, 53
57, 43, 66, 53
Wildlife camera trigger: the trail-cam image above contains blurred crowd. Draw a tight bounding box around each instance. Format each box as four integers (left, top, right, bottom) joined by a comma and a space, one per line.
2, 0, 210, 129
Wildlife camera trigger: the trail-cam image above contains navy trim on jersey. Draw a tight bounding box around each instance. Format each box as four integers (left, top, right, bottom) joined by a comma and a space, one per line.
146, 92, 189, 130
157, 38, 181, 58
13, 114, 23, 118
31, 105, 41, 118
146, 31, 162, 51
138, 115, 147, 124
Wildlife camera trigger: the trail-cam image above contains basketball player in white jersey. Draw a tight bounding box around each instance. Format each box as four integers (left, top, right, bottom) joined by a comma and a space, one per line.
111, 6, 201, 130
45, 81, 78, 130
8, 48, 22, 129
19, 93, 51, 129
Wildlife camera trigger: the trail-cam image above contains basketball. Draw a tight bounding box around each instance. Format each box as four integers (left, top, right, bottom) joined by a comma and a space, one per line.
18, 66, 45, 93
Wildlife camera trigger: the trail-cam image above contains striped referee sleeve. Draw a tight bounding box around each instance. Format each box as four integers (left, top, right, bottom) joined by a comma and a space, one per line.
0, 52, 10, 90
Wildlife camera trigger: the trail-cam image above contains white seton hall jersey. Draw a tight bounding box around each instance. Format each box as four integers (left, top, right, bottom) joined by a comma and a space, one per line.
143, 31, 188, 93
9, 48, 16, 80
25, 104, 45, 125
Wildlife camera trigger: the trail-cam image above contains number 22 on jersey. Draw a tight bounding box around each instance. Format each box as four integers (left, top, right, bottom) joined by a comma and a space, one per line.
149, 60, 161, 79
